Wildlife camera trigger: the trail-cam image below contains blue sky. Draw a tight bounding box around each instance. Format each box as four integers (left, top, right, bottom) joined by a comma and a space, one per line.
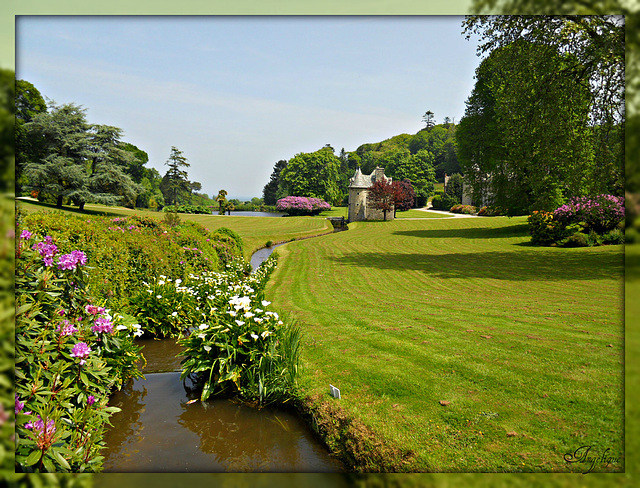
16, 16, 482, 200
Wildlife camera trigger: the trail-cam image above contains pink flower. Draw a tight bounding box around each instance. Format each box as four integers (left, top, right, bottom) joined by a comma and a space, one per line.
87, 395, 96, 406
92, 316, 113, 334
71, 342, 92, 362
20, 230, 32, 239
57, 250, 88, 271
15, 394, 24, 414
56, 320, 77, 336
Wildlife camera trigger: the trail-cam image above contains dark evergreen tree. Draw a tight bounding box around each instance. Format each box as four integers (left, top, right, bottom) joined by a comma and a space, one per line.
160, 146, 191, 206
262, 159, 288, 205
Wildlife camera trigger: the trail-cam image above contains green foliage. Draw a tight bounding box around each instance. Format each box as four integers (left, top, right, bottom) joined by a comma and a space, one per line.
262, 160, 288, 205
278, 147, 343, 205
162, 211, 181, 227
160, 146, 191, 206
21, 102, 141, 210
450, 204, 477, 215
177, 254, 300, 406
527, 210, 570, 246
0, 69, 15, 192
477, 205, 507, 216
17, 211, 240, 311
459, 16, 625, 215
15, 232, 143, 472
431, 192, 459, 211
163, 204, 211, 214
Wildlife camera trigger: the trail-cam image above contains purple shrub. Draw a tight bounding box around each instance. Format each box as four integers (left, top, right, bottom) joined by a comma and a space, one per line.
553, 194, 624, 233
276, 196, 331, 216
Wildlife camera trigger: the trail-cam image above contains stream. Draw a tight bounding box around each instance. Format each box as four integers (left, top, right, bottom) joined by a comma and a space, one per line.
102, 239, 346, 472
102, 336, 343, 472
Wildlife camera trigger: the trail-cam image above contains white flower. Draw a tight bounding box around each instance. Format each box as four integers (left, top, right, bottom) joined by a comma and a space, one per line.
235, 320, 245, 326
228, 310, 237, 317
244, 312, 254, 318
197, 333, 206, 339
133, 330, 143, 337
156, 295, 162, 299
116, 324, 128, 330
199, 324, 208, 330
158, 280, 165, 286
251, 334, 258, 340
255, 317, 263, 324
175, 279, 182, 284
255, 308, 263, 313
278, 321, 283, 325
203, 345, 212, 352
261, 330, 271, 339
171, 311, 178, 317
261, 300, 271, 307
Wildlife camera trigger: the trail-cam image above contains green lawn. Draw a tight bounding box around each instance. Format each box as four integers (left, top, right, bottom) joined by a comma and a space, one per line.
266, 216, 625, 473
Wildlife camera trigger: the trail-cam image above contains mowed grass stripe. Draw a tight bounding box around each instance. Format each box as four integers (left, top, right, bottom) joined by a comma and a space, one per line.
266, 215, 624, 472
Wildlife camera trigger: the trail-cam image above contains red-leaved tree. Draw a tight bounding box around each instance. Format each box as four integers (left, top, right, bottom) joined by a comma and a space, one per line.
392, 179, 415, 216
368, 177, 395, 220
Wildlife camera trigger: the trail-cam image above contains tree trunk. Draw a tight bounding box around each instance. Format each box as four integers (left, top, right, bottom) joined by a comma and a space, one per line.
79, 201, 85, 211
56, 195, 63, 207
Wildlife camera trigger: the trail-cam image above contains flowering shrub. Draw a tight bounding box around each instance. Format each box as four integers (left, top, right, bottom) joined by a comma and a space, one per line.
528, 210, 571, 245
15, 231, 144, 472
450, 204, 477, 215
276, 196, 331, 216
177, 254, 301, 406
553, 194, 624, 234
17, 211, 244, 310
529, 195, 624, 247
477, 206, 507, 216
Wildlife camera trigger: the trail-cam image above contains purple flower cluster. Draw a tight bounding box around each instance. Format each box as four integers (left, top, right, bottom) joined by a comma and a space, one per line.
85, 304, 105, 316
15, 394, 25, 415
71, 342, 92, 365
32, 236, 58, 266
276, 196, 331, 215
92, 316, 113, 335
553, 194, 624, 233
57, 250, 88, 271
57, 319, 78, 337
25, 415, 56, 436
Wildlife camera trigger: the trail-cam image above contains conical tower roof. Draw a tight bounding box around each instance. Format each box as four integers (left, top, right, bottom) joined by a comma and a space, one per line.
349, 168, 372, 188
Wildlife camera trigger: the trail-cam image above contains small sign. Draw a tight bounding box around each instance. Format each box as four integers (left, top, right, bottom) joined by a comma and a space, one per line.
330, 384, 341, 399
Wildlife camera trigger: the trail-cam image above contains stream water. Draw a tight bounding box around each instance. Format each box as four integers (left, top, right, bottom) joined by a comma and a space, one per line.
102, 338, 344, 472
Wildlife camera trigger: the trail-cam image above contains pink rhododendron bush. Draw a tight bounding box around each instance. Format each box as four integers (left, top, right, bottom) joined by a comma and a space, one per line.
276, 196, 330, 216
528, 194, 625, 246
15, 231, 144, 472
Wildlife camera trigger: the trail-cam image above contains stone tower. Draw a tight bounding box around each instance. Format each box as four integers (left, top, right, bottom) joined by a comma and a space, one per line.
347, 167, 393, 222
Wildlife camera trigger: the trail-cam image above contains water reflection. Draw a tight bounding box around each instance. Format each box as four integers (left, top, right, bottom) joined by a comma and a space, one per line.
103, 372, 344, 472
135, 337, 184, 373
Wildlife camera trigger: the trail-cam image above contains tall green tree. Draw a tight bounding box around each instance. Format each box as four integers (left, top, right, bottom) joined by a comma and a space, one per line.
82, 124, 141, 209
262, 159, 288, 205
15, 79, 47, 194
278, 147, 342, 205
458, 17, 623, 214
422, 110, 435, 130
23, 102, 92, 207
160, 146, 191, 206
469, 0, 637, 196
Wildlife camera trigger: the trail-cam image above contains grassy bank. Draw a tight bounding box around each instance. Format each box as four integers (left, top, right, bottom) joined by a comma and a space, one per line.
266, 216, 624, 473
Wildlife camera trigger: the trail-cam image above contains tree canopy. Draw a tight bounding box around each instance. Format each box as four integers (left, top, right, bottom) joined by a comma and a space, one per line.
278, 147, 342, 205
457, 16, 624, 214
